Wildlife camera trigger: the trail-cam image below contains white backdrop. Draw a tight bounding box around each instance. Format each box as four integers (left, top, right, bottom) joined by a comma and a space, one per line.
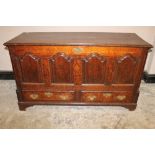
0, 26, 155, 73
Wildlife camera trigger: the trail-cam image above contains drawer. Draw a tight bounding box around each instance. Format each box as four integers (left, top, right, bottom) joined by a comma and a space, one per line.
22, 91, 75, 102
81, 91, 132, 103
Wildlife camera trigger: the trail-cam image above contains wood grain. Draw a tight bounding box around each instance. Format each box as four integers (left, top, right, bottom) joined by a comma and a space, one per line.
4, 32, 153, 111
4, 32, 152, 48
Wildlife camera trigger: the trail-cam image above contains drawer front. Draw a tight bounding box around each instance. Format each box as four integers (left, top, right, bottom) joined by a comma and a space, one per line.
22, 91, 75, 101
81, 91, 132, 103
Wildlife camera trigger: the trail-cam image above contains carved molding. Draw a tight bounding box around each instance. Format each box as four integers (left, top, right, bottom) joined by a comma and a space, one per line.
50, 52, 73, 63
20, 53, 40, 62
117, 54, 137, 64
82, 53, 106, 63
82, 53, 107, 83
114, 54, 138, 84
12, 53, 43, 83
49, 52, 73, 83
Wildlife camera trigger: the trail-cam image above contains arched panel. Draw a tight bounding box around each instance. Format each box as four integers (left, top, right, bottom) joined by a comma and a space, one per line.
49, 53, 73, 83
19, 53, 43, 83
114, 54, 138, 84
82, 53, 106, 84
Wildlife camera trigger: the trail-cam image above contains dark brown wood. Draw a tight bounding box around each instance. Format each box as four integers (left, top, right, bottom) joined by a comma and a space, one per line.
4, 32, 153, 111
82, 53, 106, 84
18, 102, 137, 111
22, 91, 75, 101
19, 53, 43, 83
4, 32, 152, 48
114, 54, 138, 84
18, 103, 33, 111
81, 91, 133, 103
121, 104, 137, 111
49, 53, 74, 83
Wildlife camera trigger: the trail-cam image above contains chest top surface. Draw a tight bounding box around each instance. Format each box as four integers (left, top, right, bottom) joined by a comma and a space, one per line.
4, 32, 152, 48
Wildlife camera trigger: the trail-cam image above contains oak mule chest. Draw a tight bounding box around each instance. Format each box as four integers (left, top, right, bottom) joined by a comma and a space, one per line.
4, 32, 152, 111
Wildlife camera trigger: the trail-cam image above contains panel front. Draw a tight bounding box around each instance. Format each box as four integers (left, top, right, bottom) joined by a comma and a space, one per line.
10, 52, 45, 89
9, 46, 143, 92
113, 54, 140, 84
82, 53, 107, 84
49, 53, 74, 84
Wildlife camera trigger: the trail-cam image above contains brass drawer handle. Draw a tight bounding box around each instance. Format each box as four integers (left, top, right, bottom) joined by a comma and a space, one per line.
87, 95, 97, 101
59, 95, 69, 100
30, 93, 39, 100
117, 95, 126, 101
73, 47, 84, 54
44, 92, 53, 97
103, 93, 112, 98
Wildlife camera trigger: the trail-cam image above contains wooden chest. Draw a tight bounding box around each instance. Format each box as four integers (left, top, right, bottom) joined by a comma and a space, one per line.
4, 32, 152, 111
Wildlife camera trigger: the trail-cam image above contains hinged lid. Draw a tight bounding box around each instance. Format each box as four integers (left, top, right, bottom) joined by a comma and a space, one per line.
4, 32, 153, 48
